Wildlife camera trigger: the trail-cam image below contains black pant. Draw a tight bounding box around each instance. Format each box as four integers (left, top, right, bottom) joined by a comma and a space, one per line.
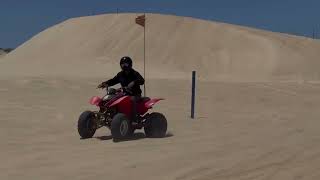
131, 95, 141, 121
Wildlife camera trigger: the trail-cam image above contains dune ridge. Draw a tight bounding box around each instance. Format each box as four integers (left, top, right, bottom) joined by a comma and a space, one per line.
1, 13, 320, 81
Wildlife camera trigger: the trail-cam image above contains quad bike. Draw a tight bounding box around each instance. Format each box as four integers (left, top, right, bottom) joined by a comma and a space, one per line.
77, 87, 167, 141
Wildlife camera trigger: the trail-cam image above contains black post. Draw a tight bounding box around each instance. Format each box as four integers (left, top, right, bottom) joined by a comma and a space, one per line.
313, 28, 315, 39
191, 71, 196, 119
143, 14, 146, 97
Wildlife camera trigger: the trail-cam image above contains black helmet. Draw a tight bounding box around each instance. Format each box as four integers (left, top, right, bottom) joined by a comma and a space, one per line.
120, 56, 133, 71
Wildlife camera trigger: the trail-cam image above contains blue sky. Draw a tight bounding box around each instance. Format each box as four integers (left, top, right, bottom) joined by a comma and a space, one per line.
1, 0, 319, 47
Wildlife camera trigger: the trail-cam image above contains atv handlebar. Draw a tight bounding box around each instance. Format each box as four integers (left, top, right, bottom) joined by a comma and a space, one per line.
98, 84, 133, 96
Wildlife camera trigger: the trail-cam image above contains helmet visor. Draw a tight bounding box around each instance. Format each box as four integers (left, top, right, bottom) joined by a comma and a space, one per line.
120, 63, 131, 70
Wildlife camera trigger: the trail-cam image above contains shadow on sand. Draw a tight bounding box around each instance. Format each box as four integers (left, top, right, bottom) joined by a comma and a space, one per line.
94, 132, 174, 143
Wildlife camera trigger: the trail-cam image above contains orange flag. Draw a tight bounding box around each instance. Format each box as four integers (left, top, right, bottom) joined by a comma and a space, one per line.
135, 14, 145, 27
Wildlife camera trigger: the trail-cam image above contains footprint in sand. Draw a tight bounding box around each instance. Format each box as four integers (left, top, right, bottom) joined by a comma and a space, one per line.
0, 88, 9, 92
56, 113, 65, 120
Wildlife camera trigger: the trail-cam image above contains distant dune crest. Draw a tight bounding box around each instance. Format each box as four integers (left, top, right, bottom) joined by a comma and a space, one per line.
0, 48, 13, 57
1, 13, 320, 81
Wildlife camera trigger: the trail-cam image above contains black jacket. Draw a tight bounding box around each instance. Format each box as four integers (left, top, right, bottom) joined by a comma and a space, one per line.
104, 69, 145, 96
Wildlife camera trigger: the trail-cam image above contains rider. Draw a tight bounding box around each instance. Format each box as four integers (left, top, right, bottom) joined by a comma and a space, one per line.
97, 56, 145, 121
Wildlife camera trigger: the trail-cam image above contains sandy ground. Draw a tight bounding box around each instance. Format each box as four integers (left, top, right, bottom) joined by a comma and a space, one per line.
1, 77, 320, 180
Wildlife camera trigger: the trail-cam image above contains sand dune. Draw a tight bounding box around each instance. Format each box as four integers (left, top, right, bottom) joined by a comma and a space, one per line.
1, 14, 320, 180
1, 13, 320, 81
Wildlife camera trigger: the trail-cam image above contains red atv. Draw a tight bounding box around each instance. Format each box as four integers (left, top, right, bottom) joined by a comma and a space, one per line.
77, 87, 167, 141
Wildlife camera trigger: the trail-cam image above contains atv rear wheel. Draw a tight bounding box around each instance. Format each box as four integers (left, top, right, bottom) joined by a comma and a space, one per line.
111, 113, 132, 141
144, 112, 167, 138
78, 111, 97, 139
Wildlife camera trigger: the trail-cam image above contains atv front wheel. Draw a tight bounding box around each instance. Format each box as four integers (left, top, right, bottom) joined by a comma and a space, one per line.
144, 112, 167, 138
111, 113, 132, 141
78, 111, 97, 139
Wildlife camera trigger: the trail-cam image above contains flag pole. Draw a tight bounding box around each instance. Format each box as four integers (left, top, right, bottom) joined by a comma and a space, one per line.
135, 14, 146, 97
143, 13, 146, 97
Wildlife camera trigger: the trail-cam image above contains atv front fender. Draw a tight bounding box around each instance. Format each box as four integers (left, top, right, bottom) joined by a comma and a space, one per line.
144, 98, 164, 109
109, 96, 132, 118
